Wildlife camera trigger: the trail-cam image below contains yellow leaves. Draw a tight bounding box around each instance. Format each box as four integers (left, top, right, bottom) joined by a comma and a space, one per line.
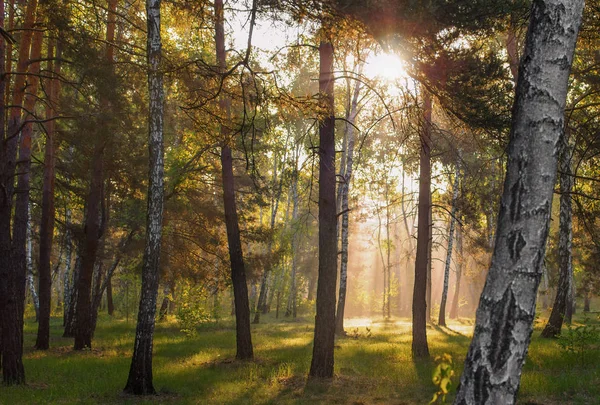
429, 353, 455, 404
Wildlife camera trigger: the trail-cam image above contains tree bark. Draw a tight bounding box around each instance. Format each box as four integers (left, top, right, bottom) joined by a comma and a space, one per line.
214, 0, 253, 360
335, 78, 361, 334
0, 0, 39, 384
73, 0, 117, 351
454, 1, 583, 403
439, 158, 460, 327
123, 0, 164, 394
285, 148, 300, 319
309, 38, 337, 379
541, 135, 574, 337
449, 225, 463, 320
0, 0, 6, 368
36, 38, 62, 350
26, 208, 39, 322
106, 275, 114, 315
412, 89, 431, 359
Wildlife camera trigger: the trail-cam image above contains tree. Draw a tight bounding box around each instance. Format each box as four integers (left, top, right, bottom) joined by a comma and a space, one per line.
36, 36, 63, 350
412, 89, 431, 359
439, 157, 460, 327
123, 0, 165, 394
454, 1, 584, 403
0, 0, 39, 384
541, 134, 574, 338
73, 0, 118, 350
335, 66, 362, 334
215, 0, 254, 360
309, 35, 337, 379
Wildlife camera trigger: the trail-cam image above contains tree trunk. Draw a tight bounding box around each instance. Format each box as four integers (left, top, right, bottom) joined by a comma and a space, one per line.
449, 226, 463, 320
439, 158, 460, 327
63, 244, 80, 336
541, 135, 574, 337
285, 153, 300, 319
412, 89, 431, 359
254, 137, 288, 323
106, 275, 114, 315
309, 38, 337, 379
73, 149, 104, 350
426, 207, 432, 323
63, 199, 74, 326
454, 2, 583, 403
214, 0, 253, 361
73, 0, 117, 351
123, 0, 164, 394
335, 78, 360, 334
0, 0, 6, 370
27, 209, 39, 321
0, 0, 39, 384
36, 37, 61, 350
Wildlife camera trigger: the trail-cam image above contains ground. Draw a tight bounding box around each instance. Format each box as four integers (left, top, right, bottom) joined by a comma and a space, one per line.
1, 310, 599, 404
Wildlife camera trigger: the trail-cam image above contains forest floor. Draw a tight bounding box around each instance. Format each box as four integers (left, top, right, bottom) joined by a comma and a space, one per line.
1, 310, 599, 404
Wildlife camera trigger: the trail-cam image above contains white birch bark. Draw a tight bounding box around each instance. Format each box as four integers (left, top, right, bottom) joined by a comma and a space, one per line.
454, 1, 584, 403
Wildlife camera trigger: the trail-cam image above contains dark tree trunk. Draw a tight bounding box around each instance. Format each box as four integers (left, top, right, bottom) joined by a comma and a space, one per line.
0, 0, 6, 370
36, 38, 61, 350
73, 144, 104, 350
412, 89, 431, 359
541, 135, 574, 338
309, 39, 337, 379
439, 158, 460, 327
214, 0, 253, 360
123, 0, 164, 394
454, 1, 583, 403
0, 0, 39, 384
73, 0, 117, 350
92, 231, 133, 334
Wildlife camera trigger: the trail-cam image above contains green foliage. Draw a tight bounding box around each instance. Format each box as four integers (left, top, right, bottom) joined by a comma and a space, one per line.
429, 353, 455, 404
176, 284, 211, 337
557, 320, 599, 366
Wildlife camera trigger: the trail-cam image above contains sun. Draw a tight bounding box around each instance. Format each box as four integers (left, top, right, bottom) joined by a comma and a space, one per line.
363, 51, 408, 82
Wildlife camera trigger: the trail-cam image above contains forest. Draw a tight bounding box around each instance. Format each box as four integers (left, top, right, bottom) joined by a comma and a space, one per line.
0, 0, 599, 403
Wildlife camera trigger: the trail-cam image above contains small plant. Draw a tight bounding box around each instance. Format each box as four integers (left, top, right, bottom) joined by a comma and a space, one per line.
348, 327, 372, 339
429, 353, 455, 404
176, 284, 210, 337
557, 320, 599, 366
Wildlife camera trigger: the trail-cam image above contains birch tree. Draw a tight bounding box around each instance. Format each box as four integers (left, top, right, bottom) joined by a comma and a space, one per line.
454, 1, 584, 403
439, 157, 460, 327
123, 0, 165, 394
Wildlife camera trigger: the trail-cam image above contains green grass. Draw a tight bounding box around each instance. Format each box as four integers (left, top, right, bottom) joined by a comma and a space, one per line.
1, 310, 599, 404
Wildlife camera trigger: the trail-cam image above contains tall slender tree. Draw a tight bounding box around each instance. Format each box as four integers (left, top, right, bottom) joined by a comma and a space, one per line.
541, 134, 574, 337
335, 76, 361, 335
215, 0, 253, 360
454, 0, 584, 402
309, 36, 337, 379
412, 89, 431, 358
36, 37, 62, 350
0, 0, 39, 383
123, 0, 165, 394
73, 0, 118, 350
439, 157, 460, 327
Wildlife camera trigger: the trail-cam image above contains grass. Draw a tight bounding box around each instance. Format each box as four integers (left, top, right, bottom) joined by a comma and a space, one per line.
1, 309, 599, 404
